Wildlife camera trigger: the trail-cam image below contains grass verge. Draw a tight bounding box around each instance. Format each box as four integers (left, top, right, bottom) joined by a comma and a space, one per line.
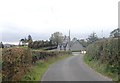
83, 54, 118, 81
21, 54, 72, 81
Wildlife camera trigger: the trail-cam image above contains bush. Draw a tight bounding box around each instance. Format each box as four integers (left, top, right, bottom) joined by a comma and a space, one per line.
87, 39, 120, 72
2, 47, 71, 81
2, 47, 32, 81
86, 38, 119, 80
31, 50, 71, 63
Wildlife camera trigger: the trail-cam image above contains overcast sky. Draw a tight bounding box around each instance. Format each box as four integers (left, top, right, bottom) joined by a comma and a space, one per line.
0, 0, 119, 45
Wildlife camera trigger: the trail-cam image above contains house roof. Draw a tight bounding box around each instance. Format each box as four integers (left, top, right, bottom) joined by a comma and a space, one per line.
70, 40, 80, 47
70, 40, 85, 50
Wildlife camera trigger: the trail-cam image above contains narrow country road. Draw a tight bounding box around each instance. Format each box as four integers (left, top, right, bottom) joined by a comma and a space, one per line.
41, 52, 112, 81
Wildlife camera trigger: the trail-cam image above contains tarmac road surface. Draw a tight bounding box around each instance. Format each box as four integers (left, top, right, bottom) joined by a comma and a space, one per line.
41, 52, 112, 81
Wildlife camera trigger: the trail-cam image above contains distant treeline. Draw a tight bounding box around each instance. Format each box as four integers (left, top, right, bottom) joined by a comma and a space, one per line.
28, 40, 57, 49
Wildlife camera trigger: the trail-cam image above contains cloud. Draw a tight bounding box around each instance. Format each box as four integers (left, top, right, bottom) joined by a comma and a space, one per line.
0, 0, 119, 43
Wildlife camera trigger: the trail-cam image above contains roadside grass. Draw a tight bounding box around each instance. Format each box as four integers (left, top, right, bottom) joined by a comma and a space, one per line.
21, 54, 72, 81
83, 55, 118, 81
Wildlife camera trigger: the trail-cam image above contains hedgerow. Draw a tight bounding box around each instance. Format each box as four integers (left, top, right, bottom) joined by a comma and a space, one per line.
86, 38, 119, 80
2, 47, 71, 81
31, 50, 71, 63
2, 47, 32, 81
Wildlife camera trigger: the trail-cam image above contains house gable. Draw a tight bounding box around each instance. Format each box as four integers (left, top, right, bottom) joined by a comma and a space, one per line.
70, 40, 84, 51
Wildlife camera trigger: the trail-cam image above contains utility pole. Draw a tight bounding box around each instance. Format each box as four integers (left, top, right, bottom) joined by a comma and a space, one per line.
68, 30, 71, 50
102, 30, 103, 38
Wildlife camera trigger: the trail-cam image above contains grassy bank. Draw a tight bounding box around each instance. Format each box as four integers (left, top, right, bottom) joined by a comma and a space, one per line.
84, 54, 118, 81
21, 54, 72, 81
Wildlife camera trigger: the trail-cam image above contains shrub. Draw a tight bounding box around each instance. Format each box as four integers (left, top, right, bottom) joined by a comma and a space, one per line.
2, 47, 32, 81
2, 47, 71, 81
31, 50, 71, 64
86, 38, 119, 77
